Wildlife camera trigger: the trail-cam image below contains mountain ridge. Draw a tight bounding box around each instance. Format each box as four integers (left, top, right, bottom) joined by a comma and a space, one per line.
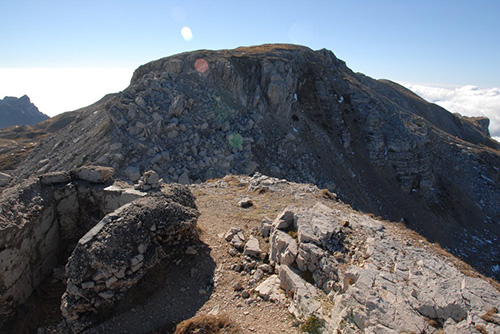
6, 44, 500, 281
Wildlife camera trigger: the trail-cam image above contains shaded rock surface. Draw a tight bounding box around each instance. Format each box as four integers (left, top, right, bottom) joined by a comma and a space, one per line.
0, 95, 49, 129
10, 44, 499, 279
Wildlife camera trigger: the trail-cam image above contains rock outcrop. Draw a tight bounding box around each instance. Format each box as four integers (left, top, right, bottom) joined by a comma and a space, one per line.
0, 166, 146, 324
266, 203, 500, 333
0, 95, 49, 129
61, 185, 199, 332
9, 45, 500, 280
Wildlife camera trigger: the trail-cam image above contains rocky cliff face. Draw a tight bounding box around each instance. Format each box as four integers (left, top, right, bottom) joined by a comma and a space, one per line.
12, 44, 500, 280
0, 95, 49, 129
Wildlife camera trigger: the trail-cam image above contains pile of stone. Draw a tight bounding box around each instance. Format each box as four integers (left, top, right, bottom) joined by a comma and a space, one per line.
134, 170, 163, 191
222, 221, 287, 303
60, 185, 199, 332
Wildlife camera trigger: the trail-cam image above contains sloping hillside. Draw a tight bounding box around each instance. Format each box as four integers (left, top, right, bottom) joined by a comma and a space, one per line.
8, 44, 500, 280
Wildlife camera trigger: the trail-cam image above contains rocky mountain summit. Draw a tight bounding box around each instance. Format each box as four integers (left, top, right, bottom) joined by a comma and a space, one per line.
0, 95, 49, 129
9, 44, 500, 282
1, 172, 499, 333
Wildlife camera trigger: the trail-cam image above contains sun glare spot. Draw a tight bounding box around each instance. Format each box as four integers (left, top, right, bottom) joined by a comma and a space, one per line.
181, 27, 193, 41
194, 58, 209, 75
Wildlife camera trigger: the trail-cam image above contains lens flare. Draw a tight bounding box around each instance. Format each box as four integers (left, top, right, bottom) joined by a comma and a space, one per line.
181, 27, 193, 41
194, 58, 209, 75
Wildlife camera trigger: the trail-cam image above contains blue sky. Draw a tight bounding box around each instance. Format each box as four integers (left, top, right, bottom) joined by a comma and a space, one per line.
1, 0, 500, 130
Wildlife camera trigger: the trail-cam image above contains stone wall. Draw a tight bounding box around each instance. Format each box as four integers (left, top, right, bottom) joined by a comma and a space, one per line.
61, 186, 199, 332
0, 166, 145, 323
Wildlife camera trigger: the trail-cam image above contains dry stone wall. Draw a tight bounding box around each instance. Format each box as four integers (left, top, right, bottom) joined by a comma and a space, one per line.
61, 186, 199, 332
0, 166, 145, 323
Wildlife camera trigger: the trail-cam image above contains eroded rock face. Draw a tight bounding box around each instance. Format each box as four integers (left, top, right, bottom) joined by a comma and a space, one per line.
268, 203, 500, 333
61, 185, 199, 332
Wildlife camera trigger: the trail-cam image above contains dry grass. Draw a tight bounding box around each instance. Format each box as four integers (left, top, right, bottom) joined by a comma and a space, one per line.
480, 307, 500, 325
174, 314, 240, 334
474, 324, 488, 334
319, 189, 337, 201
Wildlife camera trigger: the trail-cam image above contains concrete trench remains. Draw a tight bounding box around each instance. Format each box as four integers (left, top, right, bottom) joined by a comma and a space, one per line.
0, 166, 146, 326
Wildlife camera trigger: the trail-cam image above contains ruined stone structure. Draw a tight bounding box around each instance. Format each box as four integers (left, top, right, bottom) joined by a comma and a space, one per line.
0, 166, 145, 324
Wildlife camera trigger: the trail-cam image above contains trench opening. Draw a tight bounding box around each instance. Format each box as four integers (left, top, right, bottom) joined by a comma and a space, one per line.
1, 180, 143, 333
2, 178, 215, 334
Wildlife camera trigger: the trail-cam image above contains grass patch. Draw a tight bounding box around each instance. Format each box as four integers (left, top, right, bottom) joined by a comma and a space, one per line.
300, 315, 321, 334
474, 324, 487, 334
174, 314, 240, 334
288, 229, 298, 239
480, 307, 499, 325
319, 189, 337, 201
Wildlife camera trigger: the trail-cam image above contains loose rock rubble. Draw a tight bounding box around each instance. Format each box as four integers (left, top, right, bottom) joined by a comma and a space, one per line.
11, 44, 500, 280
3, 172, 499, 334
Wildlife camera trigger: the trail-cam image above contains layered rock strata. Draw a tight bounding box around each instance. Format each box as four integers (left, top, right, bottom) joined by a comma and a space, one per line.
267, 203, 500, 333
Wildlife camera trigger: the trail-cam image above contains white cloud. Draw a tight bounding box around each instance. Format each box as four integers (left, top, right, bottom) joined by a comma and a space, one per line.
401, 82, 500, 138
0, 68, 134, 117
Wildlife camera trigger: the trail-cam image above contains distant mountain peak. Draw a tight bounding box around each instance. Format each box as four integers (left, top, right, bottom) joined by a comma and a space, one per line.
0, 95, 49, 129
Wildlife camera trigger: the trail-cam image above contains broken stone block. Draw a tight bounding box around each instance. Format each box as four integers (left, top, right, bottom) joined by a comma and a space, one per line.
273, 209, 294, 230
39, 171, 71, 185
243, 236, 262, 257
255, 275, 284, 302
239, 197, 253, 208
72, 165, 115, 183
260, 217, 272, 237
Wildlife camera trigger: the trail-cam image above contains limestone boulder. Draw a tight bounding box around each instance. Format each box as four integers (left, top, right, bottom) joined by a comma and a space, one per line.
71, 166, 115, 183
255, 275, 284, 302
243, 236, 262, 257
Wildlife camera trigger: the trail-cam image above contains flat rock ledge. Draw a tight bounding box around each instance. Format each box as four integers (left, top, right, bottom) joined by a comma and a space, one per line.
266, 203, 500, 333
60, 185, 199, 332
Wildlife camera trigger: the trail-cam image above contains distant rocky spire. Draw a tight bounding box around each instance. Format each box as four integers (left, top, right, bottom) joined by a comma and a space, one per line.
0, 95, 49, 129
